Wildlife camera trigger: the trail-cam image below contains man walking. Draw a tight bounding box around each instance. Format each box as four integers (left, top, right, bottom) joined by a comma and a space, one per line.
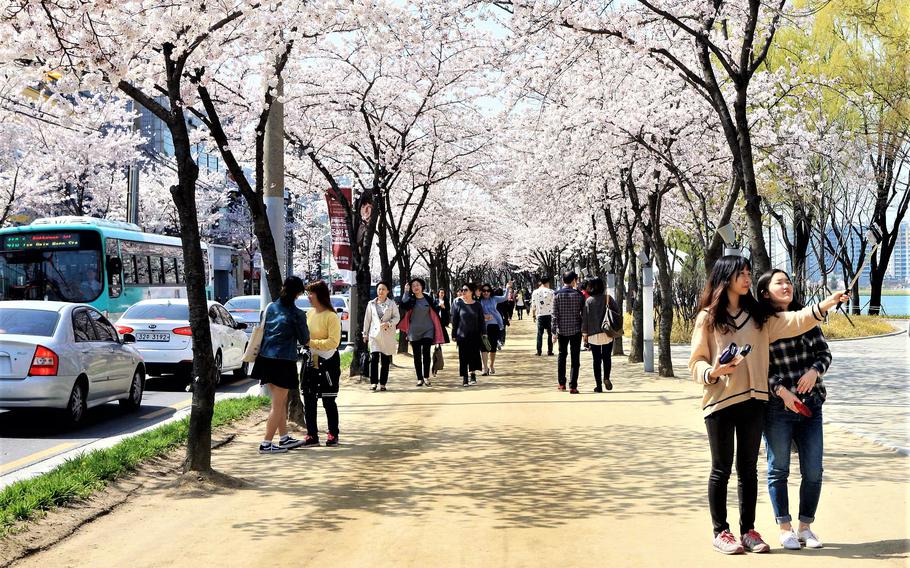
530, 276, 555, 356
552, 271, 585, 393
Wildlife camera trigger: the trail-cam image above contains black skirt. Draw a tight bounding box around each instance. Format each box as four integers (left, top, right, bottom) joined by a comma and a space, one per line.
252, 355, 299, 390
482, 324, 501, 352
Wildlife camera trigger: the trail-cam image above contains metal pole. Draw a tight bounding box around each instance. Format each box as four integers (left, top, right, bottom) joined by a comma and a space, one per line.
126, 102, 141, 225
642, 264, 654, 373
260, 72, 286, 310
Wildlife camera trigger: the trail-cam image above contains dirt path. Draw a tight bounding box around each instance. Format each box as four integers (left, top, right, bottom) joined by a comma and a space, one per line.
12, 320, 909, 567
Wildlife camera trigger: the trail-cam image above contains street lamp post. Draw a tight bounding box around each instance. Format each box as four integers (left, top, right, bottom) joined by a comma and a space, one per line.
639, 251, 654, 373
717, 223, 741, 257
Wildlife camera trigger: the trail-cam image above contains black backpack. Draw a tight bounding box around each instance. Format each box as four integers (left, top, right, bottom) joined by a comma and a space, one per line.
601, 295, 624, 338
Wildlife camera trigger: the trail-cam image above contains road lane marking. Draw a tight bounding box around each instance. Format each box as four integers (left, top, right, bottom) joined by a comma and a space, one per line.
0, 441, 80, 474
139, 398, 192, 420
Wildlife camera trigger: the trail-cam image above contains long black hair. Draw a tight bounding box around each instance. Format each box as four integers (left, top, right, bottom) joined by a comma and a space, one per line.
756, 269, 804, 313
697, 255, 771, 334
278, 276, 305, 308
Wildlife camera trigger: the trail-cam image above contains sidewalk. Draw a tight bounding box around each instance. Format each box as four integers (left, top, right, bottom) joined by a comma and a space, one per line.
8, 320, 908, 567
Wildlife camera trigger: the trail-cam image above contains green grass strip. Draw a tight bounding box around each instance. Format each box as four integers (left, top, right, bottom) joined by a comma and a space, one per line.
0, 395, 270, 535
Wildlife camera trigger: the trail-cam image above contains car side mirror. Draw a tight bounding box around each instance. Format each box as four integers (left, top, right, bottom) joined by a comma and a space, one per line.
122, 333, 136, 344
236, 322, 248, 330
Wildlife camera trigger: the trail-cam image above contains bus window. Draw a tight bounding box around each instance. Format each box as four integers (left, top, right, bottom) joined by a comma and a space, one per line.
136, 256, 150, 284
123, 255, 136, 284
150, 256, 164, 284
107, 256, 122, 298
0, 230, 103, 303
164, 258, 178, 284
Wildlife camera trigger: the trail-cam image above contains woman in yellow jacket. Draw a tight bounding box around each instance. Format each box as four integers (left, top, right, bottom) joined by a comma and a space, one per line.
301, 280, 342, 447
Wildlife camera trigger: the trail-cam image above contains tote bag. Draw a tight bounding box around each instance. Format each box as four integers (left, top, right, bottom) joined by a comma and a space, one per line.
242, 310, 267, 363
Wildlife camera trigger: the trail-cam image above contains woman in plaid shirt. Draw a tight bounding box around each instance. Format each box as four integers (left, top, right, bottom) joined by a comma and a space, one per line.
757, 269, 831, 551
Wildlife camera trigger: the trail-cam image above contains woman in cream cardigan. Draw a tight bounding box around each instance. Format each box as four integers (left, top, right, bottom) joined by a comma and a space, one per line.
362, 281, 401, 391
688, 255, 848, 556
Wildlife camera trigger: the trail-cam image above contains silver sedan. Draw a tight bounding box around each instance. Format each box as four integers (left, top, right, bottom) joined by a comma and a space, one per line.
0, 301, 145, 425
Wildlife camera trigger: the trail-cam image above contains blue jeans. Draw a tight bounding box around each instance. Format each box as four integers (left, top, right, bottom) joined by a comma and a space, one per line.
764, 399, 824, 525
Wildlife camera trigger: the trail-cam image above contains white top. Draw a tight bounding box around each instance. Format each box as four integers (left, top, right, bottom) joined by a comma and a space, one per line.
587, 332, 614, 346
530, 287, 555, 317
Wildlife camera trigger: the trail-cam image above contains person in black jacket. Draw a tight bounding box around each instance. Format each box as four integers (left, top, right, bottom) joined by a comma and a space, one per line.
581, 277, 616, 392
450, 282, 485, 387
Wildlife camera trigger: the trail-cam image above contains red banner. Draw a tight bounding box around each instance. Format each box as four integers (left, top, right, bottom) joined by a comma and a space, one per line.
325, 187, 352, 270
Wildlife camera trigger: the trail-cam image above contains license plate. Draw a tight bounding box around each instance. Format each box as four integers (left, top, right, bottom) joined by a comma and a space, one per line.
136, 332, 170, 342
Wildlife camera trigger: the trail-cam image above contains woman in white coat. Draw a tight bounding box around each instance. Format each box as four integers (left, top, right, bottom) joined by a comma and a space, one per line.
363, 281, 401, 391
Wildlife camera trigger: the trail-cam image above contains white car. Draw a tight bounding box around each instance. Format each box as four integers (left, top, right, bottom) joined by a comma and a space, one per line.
115, 299, 249, 382
0, 301, 146, 425
295, 294, 350, 344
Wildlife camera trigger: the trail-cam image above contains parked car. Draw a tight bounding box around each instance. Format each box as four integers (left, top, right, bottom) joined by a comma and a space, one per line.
295, 295, 350, 344
115, 299, 248, 382
224, 295, 262, 338
0, 301, 146, 425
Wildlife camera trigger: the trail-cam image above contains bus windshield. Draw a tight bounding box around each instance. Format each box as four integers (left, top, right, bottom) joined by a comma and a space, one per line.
0, 231, 103, 303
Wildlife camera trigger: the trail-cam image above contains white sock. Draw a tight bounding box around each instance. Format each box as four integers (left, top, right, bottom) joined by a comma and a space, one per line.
261, 440, 272, 446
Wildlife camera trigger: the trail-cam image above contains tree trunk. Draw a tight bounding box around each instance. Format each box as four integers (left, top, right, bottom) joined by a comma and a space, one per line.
167, 107, 217, 474
628, 252, 643, 364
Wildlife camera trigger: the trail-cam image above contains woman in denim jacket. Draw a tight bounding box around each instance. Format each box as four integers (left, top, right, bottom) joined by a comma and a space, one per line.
252, 276, 310, 454
757, 269, 831, 550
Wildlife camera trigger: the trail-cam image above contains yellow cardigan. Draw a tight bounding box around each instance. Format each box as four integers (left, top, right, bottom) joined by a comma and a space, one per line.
308, 309, 341, 362
688, 303, 826, 417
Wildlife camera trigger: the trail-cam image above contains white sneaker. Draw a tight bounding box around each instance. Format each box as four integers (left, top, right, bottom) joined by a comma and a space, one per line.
779, 530, 801, 550
798, 529, 823, 549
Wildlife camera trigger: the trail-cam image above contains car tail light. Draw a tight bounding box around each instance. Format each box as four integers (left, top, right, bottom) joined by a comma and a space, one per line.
29, 345, 59, 376
116, 325, 134, 334
341, 311, 349, 321
172, 327, 193, 336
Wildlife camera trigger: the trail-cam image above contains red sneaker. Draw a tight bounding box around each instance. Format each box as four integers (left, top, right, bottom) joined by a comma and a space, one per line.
557, 385, 566, 391
569, 388, 579, 394
326, 433, 339, 447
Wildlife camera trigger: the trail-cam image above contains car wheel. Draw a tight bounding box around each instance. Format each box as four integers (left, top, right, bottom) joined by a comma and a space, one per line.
119, 368, 144, 411
64, 381, 87, 426
214, 350, 223, 386
234, 351, 249, 379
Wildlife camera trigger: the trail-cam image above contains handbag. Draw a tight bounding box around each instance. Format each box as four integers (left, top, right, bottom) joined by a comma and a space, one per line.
480, 334, 492, 352
242, 308, 267, 363
432, 345, 444, 373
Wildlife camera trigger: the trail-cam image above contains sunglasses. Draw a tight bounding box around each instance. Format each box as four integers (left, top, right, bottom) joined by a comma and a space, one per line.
482, 289, 491, 293
460, 287, 470, 292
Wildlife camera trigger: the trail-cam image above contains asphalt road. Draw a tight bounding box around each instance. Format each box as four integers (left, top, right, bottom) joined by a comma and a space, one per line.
0, 373, 259, 482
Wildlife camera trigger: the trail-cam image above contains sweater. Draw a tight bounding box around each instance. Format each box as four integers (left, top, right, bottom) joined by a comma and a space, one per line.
307, 309, 341, 360
688, 303, 826, 417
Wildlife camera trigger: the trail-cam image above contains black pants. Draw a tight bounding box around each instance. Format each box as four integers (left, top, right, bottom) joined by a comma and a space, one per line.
370, 352, 391, 385
303, 353, 341, 438
516, 306, 524, 320
411, 338, 433, 380
536, 315, 553, 355
557, 333, 582, 388
590, 343, 612, 387
457, 338, 482, 377
704, 399, 766, 536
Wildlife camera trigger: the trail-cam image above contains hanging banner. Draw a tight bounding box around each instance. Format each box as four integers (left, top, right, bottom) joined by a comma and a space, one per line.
325, 187, 353, 271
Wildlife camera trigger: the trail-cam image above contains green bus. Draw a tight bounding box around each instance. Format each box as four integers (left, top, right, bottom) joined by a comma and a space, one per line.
0, 216, 214, 319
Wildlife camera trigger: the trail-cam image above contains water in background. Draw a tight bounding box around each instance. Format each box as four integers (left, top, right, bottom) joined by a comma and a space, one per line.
853, 294, 910, 316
